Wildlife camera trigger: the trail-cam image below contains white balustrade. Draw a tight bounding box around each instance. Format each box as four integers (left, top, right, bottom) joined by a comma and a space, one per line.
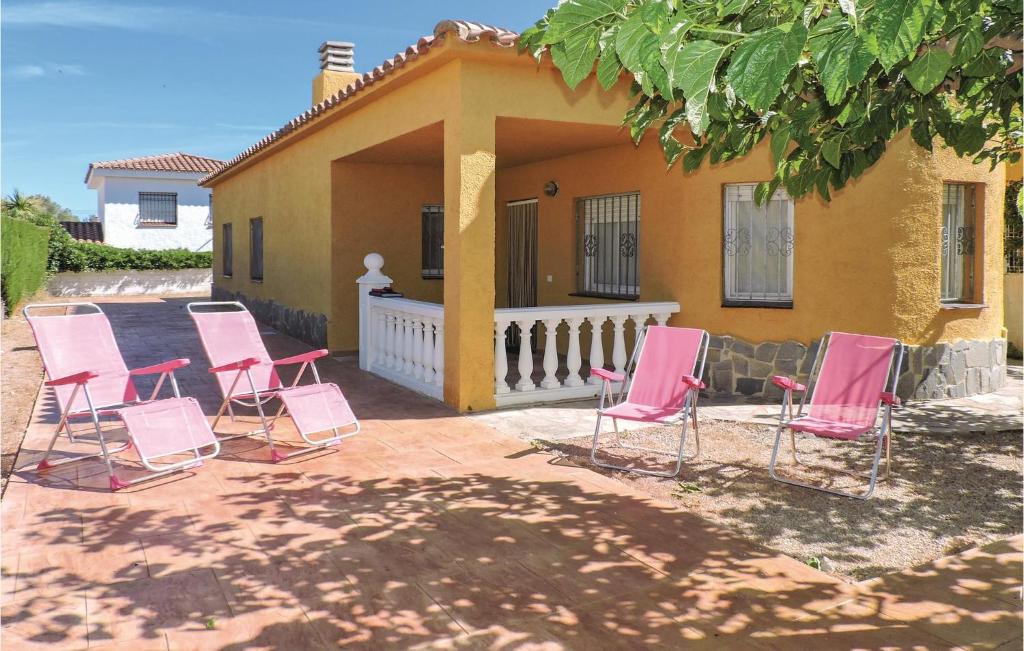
493, 301, 681, 407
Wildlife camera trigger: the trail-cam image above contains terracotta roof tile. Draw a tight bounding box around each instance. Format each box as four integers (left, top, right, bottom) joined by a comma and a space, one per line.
87, 152, 225, 181
60, 221, 104, 243
201, 20, 518, 185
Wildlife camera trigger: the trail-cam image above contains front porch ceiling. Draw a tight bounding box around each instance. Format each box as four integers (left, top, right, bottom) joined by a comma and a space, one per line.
338, 118, 632, 169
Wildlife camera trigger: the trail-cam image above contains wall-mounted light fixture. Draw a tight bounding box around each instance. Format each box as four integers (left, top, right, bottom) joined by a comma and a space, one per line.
543, 181, 559, 197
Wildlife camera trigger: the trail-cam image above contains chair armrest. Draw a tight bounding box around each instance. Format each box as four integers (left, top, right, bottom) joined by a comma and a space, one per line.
880, 392, 901, 407
209, 357, 261, 373
46, 370, 98, 387
681, 374, 706, 390
771, 375, 806, 392
272, 349, 329, 367
590, 368, 625, 383
130, 358, 190, 376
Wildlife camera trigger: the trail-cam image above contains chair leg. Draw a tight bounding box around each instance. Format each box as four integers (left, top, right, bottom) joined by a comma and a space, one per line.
590, 409, 689, 479
769, 426, 885, 500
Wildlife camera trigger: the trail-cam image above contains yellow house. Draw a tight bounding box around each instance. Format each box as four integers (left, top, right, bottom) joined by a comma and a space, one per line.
201, 20, 1007, 413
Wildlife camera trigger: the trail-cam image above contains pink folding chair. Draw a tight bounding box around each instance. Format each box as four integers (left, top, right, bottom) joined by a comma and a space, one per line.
24, 303, 220, 491
187, 302, 359, 462
769, 331, 904, 499
590, 325, 709, 478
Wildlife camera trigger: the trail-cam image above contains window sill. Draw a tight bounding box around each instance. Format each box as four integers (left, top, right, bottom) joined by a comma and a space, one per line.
422, 274, 444, 280
722, 300, 793, 309
940, 302, 987, 310
137, 223, 178, 228
222, 274, 233, 279
568, 292, 639, 302
250, 279, 263, 284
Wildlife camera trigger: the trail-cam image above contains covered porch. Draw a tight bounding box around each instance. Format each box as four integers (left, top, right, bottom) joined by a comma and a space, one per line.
332, 117, 680, 410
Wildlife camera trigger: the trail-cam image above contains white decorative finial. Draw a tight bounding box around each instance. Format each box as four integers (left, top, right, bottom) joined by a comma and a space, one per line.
363, 252, 384, 273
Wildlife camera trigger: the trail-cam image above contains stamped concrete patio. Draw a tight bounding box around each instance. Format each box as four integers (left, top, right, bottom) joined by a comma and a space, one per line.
2, 296, 1020, 649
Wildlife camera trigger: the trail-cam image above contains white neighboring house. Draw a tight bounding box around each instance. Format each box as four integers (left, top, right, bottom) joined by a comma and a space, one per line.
84, 152, 224, 251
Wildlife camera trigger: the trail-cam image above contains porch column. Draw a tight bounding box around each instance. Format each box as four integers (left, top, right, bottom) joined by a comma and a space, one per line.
443, 106, 496, 411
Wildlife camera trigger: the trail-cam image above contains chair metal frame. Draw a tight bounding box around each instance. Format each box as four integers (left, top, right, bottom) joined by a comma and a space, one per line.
187, 301, 359, 462
768, 331, 904, 500
590, 326, 710, 478
24, 303, 220, 491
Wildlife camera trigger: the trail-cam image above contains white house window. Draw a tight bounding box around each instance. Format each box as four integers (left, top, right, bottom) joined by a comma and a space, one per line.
941, 183, 977, 303
421, 204, 444, 279
138, 192, 177, 226
576, 192, 640, 299
723, 184, 794, 306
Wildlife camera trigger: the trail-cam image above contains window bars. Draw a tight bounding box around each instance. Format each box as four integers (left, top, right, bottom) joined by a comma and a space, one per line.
723, 184, 794, 305
1006, 188, 1022, 274
576, 192, 640, 299
249, 217, 263, 281
222, 223, 233, 277
941, 183, 976, 302
138, 192, 177, 225
421, 204, 444, 278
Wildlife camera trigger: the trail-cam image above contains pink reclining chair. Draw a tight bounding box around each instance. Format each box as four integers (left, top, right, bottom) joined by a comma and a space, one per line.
187, 302, 359, 462
769, 331, 904, 499
24, 303, 220, 491
590, 325, 709, 478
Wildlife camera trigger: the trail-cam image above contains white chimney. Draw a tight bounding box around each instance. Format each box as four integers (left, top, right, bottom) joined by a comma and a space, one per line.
319, 41, 355, 73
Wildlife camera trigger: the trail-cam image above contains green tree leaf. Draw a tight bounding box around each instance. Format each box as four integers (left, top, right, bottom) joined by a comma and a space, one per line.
596, 50, 623, 89
544, 0, 628, 44
821, 136, 843, 168
770, 126, 792, 166
615, 10, 653, 73
727, 22, 808, 112
870, 0, 940, 71
810, 20, 877, 105
666, 41, 729, 135
550, 30, 601, 90
904, 48, 953, 93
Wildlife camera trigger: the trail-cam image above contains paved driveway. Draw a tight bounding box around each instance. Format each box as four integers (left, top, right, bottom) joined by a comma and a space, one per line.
2, 296, 1020, 649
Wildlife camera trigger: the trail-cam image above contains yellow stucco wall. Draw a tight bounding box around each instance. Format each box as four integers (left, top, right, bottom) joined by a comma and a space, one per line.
207, 37, 1005, 410
1005, 274, 1023, 351
495, 132, 1004, 347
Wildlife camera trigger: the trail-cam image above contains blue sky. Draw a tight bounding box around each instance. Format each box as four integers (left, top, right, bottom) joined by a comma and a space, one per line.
2, 1, 554, 218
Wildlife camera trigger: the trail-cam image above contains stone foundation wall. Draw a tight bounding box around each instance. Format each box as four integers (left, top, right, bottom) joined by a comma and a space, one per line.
701, 334, 1007, 401
211, 286, 327, 348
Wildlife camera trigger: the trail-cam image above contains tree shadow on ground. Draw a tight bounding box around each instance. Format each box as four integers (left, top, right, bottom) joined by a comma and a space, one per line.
4, 450, 1021, 649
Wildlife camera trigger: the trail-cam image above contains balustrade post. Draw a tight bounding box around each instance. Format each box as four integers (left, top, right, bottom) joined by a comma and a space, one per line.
372, 310, 385, 368
422, 320, 435, 385
540, 319, 562, 389
402, 316, 414, 376
515, 320, 535, 391
612, 315, 628, 374
356, 253, 393, 371
433, 322, 445, 387
494, 321, 510, 394
384, 313, 396, 369
564, 318, 584, 387
411, 319, 424, 380
654, 312, 670, 326
587, 316, 606, 384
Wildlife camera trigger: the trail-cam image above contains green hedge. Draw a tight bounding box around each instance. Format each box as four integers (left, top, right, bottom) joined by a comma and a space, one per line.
1, 215, 50, 314
58, 241, 213, 272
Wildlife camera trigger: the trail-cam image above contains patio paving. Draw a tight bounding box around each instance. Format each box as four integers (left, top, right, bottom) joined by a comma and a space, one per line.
2, 295, 1020, 649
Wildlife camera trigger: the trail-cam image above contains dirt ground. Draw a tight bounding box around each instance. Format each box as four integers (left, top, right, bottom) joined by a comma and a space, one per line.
550, 420, 1022, 582
1, 311, 43, 496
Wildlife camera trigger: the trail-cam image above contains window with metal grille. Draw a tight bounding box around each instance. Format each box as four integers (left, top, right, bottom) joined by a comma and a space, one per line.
421, 205, 444, 278
575, 192, 640, 299
941, 183, 977, 302
222, 223, 233, 277
138, 192, 177, 225
723, 184, 794, 306
249, 217, 263, 281
1004, 181, 1021, 273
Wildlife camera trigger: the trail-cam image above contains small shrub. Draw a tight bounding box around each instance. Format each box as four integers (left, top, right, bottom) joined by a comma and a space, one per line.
1, 215, 50, 314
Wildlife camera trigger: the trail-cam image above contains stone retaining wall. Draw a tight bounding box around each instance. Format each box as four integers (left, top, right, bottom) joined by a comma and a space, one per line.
701, 334, 1007, 401
48, 269, 211, 296
211, 287, 327, 348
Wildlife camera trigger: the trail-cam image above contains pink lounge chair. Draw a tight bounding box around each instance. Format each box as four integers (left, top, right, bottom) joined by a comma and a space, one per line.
187, 302, 359, 462
24, 303, 220, 491
590, 325, 709, 478
769, 331, 904, 499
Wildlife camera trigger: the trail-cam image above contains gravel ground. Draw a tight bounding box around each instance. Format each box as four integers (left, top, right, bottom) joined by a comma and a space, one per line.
548, 420, 1022, 581
1, 310, 44, 497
